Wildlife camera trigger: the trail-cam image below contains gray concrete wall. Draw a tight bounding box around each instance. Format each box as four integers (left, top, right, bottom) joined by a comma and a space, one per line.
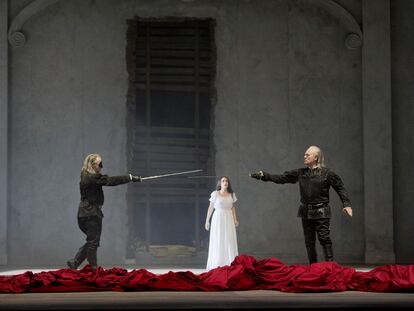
391, 0, 414, 264
0, 0, 8, 265
362, 0, 394, 264
9, 0, 132, 265
217, 0, 364, 263
6, 0, 366, 266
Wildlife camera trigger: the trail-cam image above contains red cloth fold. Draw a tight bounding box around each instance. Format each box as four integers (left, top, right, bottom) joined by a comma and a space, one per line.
1, 255, 413, 293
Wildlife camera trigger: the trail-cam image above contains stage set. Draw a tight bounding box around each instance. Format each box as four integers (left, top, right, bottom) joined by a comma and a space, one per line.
2, 0, 414, 310
1, 256, 414, 310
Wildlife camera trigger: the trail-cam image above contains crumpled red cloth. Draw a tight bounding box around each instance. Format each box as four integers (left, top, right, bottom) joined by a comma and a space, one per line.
1, 255, 413, 293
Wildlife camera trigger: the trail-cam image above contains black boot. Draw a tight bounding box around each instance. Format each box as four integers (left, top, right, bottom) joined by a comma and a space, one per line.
87, 248, 98, 272
67, 245, 87, 269
322, 244, 334, 262
67, 259, 78, 270
306, 246, 317, 264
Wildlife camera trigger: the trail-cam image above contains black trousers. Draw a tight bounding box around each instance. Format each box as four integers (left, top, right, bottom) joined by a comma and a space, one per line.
301, 218, 333, 263
72, 216, 102, 267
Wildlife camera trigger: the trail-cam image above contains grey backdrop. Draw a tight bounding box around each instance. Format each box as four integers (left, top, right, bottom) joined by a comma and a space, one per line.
0, 0, 412, 266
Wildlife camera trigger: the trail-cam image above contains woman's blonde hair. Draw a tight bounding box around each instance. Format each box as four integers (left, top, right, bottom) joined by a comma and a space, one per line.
81, 154, 101, 175
308, 146, 325, 168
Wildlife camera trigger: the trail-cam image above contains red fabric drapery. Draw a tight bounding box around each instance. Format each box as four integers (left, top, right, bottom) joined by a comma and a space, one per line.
1, 255, 413, 293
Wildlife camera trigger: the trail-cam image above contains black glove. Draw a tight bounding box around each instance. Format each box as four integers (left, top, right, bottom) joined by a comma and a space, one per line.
250, 171, 263, 180
131, 175, 142, 182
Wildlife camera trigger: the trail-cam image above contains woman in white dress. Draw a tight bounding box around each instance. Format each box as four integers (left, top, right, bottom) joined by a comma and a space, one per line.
204, 176, 239, 270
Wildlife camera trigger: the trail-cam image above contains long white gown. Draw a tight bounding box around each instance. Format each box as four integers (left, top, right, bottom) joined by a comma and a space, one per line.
206, 190, 239, 270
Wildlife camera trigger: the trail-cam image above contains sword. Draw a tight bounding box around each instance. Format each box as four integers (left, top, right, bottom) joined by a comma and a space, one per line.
140, 169, 203, 181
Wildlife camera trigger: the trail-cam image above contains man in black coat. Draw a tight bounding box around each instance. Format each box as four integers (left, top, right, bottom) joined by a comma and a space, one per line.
67, 154, 141, 271
250, 146, 353, 264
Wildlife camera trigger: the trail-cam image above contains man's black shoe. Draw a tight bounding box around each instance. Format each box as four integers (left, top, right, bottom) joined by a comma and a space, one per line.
67, 260, 78, 270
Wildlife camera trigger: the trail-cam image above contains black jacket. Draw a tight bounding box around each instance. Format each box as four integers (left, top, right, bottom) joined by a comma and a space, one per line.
262, 167, 351, 219
77, 172, 131, 218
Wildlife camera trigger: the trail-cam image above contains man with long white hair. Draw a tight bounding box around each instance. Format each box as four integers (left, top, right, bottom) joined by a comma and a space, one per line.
250, 146, 353, 264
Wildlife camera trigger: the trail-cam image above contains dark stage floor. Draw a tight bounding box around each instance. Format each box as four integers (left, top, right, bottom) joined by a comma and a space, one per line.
1, 290, 414, 310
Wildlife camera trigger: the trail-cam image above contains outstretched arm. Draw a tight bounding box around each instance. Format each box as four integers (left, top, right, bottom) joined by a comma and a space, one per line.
251, 169, 300, 184
95, 174, 142, 185
85, 174, 131, 186
205, 203, 214, 231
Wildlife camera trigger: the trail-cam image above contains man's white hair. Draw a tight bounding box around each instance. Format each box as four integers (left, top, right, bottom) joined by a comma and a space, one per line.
307, 146, 325, 168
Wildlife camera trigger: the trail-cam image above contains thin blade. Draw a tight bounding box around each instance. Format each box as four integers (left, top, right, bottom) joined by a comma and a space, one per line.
141, 169, 203, 180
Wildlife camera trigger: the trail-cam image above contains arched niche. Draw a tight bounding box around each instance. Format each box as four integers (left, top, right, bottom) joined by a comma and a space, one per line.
8, 0, 363, 49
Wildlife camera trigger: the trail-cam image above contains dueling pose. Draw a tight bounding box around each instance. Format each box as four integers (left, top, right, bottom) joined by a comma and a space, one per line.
67, 154, 141, 271
250, 146, 353, 264
204, 176, 239, 270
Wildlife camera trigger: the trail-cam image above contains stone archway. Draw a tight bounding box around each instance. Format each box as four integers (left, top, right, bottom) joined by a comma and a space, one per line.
8, 0, 363, 49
